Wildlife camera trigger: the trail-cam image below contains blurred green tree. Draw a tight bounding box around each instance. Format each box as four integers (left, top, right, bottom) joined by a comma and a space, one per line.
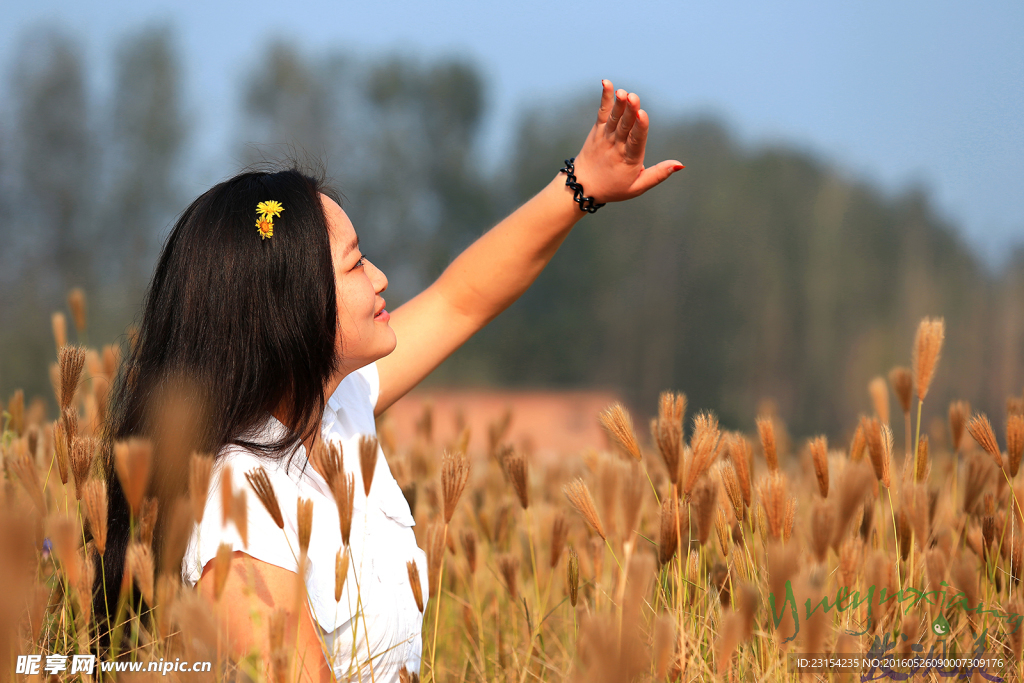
103, 26, 186, 295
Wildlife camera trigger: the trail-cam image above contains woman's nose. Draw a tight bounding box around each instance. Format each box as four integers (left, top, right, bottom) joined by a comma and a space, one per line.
367, 260, 388, 294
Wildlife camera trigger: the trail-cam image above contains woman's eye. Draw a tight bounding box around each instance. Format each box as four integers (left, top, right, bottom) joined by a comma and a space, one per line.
354, 256, 366, 268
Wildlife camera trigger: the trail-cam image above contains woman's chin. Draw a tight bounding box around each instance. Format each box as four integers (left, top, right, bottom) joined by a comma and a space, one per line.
378, 332, 398, 359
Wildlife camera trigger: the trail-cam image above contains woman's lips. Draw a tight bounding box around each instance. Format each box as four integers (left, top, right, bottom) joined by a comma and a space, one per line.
374, 309, 390, 323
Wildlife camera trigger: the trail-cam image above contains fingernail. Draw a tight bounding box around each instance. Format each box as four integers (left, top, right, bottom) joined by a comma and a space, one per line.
674, 164, 685, 171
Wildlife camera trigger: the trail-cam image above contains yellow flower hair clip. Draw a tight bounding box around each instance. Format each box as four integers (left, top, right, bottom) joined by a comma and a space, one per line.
255, 200, 284, 240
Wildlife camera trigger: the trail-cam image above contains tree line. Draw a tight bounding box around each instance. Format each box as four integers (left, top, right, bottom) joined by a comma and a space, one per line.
1, 25, 1022, 437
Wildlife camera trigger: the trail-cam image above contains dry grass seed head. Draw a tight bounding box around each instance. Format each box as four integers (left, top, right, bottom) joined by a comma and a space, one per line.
653, 614, 676, 680
1007, 414, 1024, 477
52, 312, 67, 351
838, 536, 862, 588
949, 400, 970, 454
498, 553, 520, 601
67, 287, 87, 333
889, 366, 914, 416
895, 509, 912, 561
57, 345, 86, 411
809, 435, 829, 498
659, 495, 679, 565
914, 435, 930, 483
850, 422, 867, 462
138, 497, 158, 547
359, 435, 378, 496
312, 439, 343, 488
620, 463, 644, 537
407, 560, 424, 612
332, 472, 355, 546
720, 462, 744, 521
335, 548, 349, 602
1009, 599, 1024, 660
869, 376, 890, 425
950, 553, 979, 611
246, 466, 284, 529
692, 477, 717, 546
426, 523, 446, 597
715, 508, 731, 557
598, 457, 621, 540
757, 416, 778, 472
684, 412, 721, 495
859, 497, 875, 542
550, 512, 568, 568
53, 419, 70, 485
461, 530, 477, 575
564, 478, 606, 540
189, 452, 213, 524
913, 317, 945, 402
599, 402, 643, 462
925, 548, 947, 590
652, 392, 686, 483
231, 488, 249, 548
8, 390, 24, 437
50, 516, 81, 588
766, 542, 799, 639
160, 498, 195, 576
500, 448, 527, 511
10, 440, 47, 514
82, 478, 107, 556
442, 449, 471, 522
567, 546, 580, 607
865, 552, 896, 631
297, 497, 313, 556
212, 543, 233, 600
861, 416, 891, 488
968, 413, 1002, 466
114, 438, 152, 516
127, 542, 155, 605
266, 608, 290, 683
758, 472, 792, 542
727, 433, 753, 508
810, 500, 834, 564
963, 450, 996, 515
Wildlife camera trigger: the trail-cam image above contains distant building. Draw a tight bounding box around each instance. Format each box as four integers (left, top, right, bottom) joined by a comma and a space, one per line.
381, 388, 622, 460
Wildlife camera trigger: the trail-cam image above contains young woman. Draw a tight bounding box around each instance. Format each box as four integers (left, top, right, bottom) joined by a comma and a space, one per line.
101, 81, 682, 682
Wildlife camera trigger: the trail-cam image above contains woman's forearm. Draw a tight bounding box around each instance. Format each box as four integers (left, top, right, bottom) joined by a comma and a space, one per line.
374, 82, 682, 413
433, 172, 585, 326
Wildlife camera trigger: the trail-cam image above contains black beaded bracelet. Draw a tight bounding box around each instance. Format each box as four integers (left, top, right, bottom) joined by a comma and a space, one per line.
560, 158, 605, 213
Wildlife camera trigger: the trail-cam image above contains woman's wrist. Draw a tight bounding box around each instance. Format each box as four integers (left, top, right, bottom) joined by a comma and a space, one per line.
559, 158, 606, 214
546, 172, 590, 227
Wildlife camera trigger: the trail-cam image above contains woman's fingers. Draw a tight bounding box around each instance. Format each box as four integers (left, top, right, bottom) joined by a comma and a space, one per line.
595, 80, 615, 125
631, 159, 685, 195
616, 93, 640, 140
624, 108, 649, 163
604, 89, 629, 136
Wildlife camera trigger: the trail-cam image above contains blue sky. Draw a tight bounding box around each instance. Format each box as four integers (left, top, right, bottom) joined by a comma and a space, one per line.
4, 0, 1023, 266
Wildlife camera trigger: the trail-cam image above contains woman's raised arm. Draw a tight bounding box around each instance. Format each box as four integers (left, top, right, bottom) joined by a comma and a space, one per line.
374, 80, 684, 415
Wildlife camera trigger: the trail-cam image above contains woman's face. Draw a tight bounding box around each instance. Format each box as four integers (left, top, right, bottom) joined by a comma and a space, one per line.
322, 194, 396, 373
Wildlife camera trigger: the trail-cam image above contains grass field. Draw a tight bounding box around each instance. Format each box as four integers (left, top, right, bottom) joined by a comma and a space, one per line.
2, 305, 1024, 682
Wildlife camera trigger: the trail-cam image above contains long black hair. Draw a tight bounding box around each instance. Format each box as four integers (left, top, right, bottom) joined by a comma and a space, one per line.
97, 166, 340, 637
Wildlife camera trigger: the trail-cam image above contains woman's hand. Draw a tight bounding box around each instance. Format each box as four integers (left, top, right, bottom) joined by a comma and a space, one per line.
375, 80, 681, 414
570, 80, 684, 204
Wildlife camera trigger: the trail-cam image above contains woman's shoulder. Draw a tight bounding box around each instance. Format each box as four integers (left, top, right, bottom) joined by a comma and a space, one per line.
183, 425, 302, 586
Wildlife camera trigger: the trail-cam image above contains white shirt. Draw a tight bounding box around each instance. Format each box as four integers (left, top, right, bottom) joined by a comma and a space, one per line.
182, 363, 428, 682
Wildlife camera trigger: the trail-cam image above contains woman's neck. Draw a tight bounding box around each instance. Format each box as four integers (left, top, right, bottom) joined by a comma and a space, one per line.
270, 366, 350, 473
